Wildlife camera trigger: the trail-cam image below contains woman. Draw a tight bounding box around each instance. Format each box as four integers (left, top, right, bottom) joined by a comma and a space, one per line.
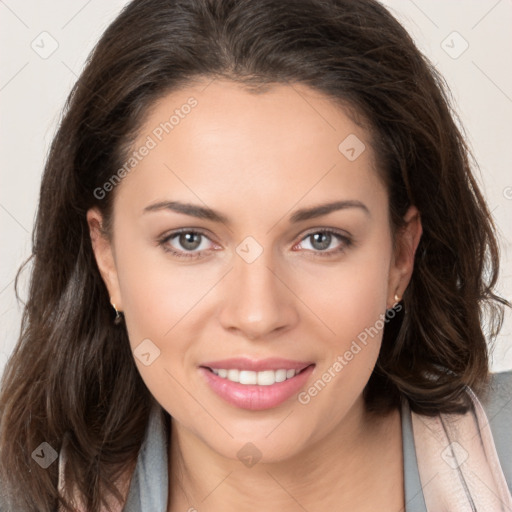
0, 0, 511, 510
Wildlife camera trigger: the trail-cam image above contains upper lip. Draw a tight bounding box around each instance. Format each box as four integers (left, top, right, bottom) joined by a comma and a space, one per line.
200, 357, 315, 372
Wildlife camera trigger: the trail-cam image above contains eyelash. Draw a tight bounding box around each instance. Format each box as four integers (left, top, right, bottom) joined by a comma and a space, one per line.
157, 228, 353, 260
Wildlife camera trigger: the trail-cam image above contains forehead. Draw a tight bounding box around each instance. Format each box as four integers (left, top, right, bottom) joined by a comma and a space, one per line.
116, 79, 386, 221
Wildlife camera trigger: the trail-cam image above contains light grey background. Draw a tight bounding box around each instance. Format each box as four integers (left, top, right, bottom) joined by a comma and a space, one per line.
1, 0, 511, 379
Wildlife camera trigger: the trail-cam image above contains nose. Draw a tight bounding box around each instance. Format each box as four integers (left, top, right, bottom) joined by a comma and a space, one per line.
217, 249, 299, 341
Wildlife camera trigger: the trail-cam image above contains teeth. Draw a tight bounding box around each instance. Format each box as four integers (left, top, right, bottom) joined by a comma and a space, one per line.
210, 368, 299, 385
236, 370, 255, 385
227, 369, 239, 382
275, 369, 287, 383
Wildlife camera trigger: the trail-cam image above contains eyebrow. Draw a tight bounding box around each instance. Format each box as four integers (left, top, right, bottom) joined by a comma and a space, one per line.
143, 199, 370, 224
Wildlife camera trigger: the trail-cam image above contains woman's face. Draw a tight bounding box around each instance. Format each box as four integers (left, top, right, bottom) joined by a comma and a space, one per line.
88, 79, 421, 463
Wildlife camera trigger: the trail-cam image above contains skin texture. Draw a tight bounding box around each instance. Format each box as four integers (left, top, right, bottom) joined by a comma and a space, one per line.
88, 79, 422, 511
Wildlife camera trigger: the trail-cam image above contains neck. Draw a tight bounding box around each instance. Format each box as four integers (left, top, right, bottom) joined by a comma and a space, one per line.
167, 396, 404, 511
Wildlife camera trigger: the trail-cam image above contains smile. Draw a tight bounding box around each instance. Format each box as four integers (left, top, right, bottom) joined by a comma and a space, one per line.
199, 363, 316, 410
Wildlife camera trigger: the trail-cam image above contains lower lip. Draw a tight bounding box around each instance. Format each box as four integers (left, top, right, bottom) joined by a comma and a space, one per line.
199, 365, 315, 410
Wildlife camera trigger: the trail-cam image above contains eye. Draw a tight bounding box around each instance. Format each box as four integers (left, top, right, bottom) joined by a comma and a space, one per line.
157, 229, 217, 259
157, 227, 353, 260
293, 229, 352, 257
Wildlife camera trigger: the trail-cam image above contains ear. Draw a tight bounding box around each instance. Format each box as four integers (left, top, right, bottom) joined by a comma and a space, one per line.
87, 207, 123, 310
387, 205, 422, 309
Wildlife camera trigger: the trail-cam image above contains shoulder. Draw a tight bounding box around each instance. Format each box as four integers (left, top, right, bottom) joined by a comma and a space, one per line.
477, 370, 512, 491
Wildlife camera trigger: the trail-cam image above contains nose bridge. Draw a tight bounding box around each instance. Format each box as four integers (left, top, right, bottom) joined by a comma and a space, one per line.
218, 240, 297, 339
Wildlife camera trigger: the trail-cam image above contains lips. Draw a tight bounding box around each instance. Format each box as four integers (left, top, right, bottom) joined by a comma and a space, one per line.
198, 357, 316, 410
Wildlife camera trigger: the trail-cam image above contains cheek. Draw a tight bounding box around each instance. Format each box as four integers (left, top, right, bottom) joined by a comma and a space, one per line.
303, 239, 392, 348
112, 230, 226, 405
114, 228, 209, 343
113, 237, 205, 417
302, 237, 392, 399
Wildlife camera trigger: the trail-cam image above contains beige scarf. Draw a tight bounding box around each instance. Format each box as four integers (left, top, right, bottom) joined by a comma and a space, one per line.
58, 387, 512, 511
411, 385, 512, 511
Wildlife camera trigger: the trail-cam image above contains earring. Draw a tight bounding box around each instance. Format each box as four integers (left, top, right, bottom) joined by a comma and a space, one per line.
393, 293, 401, 307
111, 299, 123, 325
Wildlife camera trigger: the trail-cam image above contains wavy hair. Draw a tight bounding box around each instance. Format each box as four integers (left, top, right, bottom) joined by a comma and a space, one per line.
0, 0, 509, 510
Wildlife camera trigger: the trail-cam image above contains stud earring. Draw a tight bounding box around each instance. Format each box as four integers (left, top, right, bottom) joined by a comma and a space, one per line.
393, 293, 401, 307
110, 299, 123, 325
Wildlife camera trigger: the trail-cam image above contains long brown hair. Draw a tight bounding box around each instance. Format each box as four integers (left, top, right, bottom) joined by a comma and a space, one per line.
0, 0, 508, 510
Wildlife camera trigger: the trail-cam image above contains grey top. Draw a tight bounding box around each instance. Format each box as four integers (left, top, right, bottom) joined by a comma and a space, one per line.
124, 370, 512, 511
